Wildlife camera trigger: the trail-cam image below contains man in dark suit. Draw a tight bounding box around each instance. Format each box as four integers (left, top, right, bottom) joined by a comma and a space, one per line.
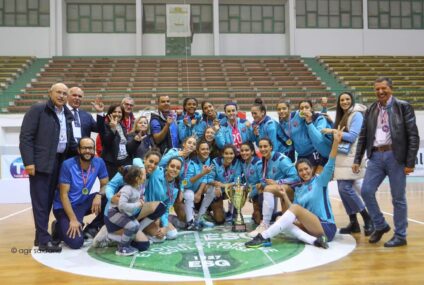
67, 87, 103, 141
20, 83, 78, 252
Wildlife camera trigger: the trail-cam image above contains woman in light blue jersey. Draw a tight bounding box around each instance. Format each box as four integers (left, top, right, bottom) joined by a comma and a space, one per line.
215, 102, 253, 152
248, 138, 299, 238
183, 140, 215, 230
245, 127, 344, 249
290, 100, 332, 173
207, 144, 242, 224
239, 142, 263, 225
93, 150, 167, 250
178, 97, 204, 142
201, 126, 220, 159
251, 98, 286, 154
144, 156, 182, 241
276, 101, 295, 162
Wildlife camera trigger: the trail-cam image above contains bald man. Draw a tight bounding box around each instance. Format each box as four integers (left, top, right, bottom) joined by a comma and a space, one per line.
20, 83, 78, 252
66, 87, 102, 142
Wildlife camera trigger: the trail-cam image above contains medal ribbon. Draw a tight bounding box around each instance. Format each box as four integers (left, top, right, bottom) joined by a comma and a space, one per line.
81, 164, 92, 194
166, 181, 174, 202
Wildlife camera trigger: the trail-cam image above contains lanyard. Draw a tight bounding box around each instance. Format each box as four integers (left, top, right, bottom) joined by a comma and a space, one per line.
281, 119, 291, 138
183, 158, 190, 177
262, 158, 268, 179
166, 180, 174, 202
378, 104, 388, 125
223, 165, 231, 183
244, 160, 252, 182
122, 117, 132, 132
81, 164, 92, 194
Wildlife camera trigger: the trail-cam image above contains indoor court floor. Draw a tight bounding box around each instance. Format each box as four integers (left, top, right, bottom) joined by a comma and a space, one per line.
1, 178, 423, 285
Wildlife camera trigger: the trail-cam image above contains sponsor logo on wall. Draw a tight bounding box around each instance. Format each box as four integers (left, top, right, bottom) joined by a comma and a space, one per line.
1, 155, 29, 179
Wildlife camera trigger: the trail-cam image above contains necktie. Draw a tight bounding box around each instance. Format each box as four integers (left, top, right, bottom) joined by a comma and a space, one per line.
73, 109, 81, 127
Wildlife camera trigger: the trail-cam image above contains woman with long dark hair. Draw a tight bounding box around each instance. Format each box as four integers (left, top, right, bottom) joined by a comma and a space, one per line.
321, 92, 373, 235
245, 127, 344, 249
98, 104, 131, 178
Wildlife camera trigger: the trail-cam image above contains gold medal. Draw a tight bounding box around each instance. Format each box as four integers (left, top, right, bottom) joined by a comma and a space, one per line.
182, 179, 188, 186
82, 188, 89, 195
286, 139, 292, 146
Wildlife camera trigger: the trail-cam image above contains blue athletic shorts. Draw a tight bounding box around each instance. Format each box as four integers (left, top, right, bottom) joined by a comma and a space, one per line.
320, 219, 337, 241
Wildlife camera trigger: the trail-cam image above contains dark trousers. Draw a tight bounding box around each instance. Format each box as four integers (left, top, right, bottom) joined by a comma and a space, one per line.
29, 156, 61, 245
53, 194, 106, 249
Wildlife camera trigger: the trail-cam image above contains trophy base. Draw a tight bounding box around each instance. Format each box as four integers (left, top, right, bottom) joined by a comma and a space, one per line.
232, 223, 247, 232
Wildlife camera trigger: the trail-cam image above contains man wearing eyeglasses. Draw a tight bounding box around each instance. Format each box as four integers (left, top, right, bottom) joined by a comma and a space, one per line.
52, 137, 109, 249
121, 96, 136, 133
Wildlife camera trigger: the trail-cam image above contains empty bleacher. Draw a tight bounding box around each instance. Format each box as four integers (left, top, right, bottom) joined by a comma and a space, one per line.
318, 56, 424, 109
0, 56, 34, 90
9, 57, 333, 112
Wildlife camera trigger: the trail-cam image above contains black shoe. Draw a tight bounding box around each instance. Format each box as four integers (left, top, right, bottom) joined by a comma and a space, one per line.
245, 234, 272, 248
339, 221, 360, 234
369, 225, 391, 243
83, 226, 99, 240
186, 220, 202, 231
38, 241, 62, 253
384, 236, 407, 248
51, 220, 61, 246
363, 221, 374, 237
314, 235, 329, 249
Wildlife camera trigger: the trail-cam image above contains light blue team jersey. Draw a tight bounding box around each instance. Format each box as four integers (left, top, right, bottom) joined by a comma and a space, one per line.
54, 156, 108, 209
183, 156, 212, 192
279, 118, 294, 155
261, 151, 299, 186
215, 117, 253, 149
207, 157, 242, 190
290, 111, 331, 157
177, 111, 204, 142
144, 166, 179, 227
159, 147, 191, 188
293, 158, 336, 224
241, 156, 262, 198
253, 115, 285, 153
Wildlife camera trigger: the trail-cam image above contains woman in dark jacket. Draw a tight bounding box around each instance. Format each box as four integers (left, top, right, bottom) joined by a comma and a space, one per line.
98, 104, 132, 178
127, 115, 156, 160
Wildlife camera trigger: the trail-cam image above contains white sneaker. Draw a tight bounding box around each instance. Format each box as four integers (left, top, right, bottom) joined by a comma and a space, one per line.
92, 226, 112, 248
147, 235, 166, 243
248, 222, 269, 238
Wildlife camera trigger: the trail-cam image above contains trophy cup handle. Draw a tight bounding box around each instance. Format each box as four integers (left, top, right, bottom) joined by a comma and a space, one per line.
224, 184, 232, 199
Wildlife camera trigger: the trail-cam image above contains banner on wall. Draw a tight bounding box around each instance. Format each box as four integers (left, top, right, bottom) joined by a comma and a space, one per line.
166, 4, 191, 37
412, 144, 424, 177
1, 155, 29, 179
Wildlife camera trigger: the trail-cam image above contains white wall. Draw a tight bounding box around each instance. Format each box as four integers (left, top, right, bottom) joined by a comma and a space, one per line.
220, 34, 288, 55
191, 34, 214, 55
0, 28, 51, 57
363, 30, 424, 55
63, 34, 137, 56
142, 34, 166, 56
294, 29, 424, 57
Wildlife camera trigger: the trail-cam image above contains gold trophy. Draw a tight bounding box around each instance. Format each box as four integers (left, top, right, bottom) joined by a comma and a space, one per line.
225, 177, 251, 232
